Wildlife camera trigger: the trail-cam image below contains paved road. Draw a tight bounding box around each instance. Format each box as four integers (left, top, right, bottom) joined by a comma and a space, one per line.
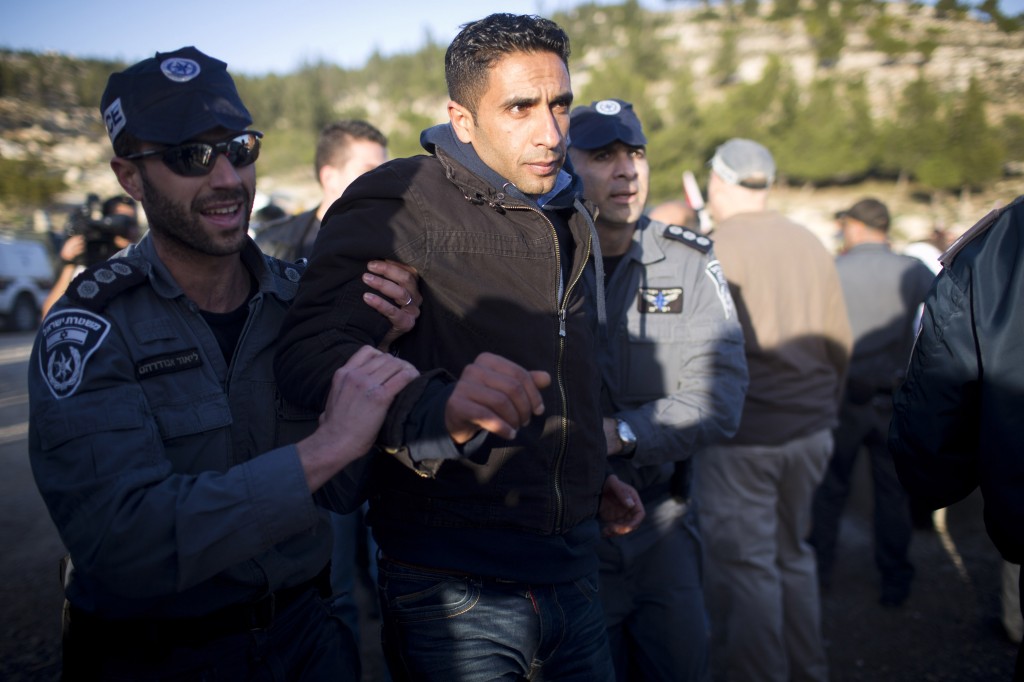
0, 326, 1018, 681
0, 331, 62, 681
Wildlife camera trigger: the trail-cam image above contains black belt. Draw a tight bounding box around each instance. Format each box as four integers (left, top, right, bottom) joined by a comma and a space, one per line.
69, 571, 328, 649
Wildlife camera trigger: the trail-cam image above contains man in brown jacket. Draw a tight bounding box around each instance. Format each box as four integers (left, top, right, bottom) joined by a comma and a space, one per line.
695, 138, 852, 682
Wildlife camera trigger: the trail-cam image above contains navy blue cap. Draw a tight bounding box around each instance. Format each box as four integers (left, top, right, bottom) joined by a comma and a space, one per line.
569, 99, 647, 150
100, 46, 253, 147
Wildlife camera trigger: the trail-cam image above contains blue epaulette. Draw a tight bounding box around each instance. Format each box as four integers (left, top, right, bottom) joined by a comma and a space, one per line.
65, 258, 148, 312
263, 254, 306, 283
662, 224, 713, 254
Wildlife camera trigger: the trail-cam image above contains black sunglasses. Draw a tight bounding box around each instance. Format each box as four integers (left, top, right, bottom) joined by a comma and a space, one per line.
124, 131, 263, 177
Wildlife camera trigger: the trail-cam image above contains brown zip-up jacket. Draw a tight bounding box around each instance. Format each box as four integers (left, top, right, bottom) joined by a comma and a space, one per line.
274, 146, 609, 582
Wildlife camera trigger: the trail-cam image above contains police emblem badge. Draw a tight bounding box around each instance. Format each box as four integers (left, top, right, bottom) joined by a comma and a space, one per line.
39, 309, 111, 399
705, 260, 736, 320
638, 287, 683, 313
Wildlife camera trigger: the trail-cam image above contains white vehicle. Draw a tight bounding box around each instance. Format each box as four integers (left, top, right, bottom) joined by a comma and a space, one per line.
0, 235, 53, 331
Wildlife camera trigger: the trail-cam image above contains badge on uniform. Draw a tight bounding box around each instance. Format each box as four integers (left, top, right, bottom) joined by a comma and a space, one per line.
638, 287, 683, 314
705, 260, 736, 320
135, 349, 203, 380
39, 308, 111, 399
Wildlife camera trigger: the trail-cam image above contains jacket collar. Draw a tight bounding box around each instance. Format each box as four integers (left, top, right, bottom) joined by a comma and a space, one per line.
421, 122, 583, 212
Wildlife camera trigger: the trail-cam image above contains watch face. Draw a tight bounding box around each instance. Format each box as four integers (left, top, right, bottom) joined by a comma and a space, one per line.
617, 420, 637, 453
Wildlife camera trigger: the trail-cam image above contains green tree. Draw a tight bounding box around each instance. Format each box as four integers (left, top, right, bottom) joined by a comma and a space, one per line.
877, 76, 947, 184
701, 56, 798, 164
0, 158, 65, 206
770, 0, 801, 19
914, 27, 945, 64
941, 77, 1004, 190
710, 24, 741, 85
646, 66, 705, 203
805, 2, 847, 67
979, 0, 1023, 32
1002, 114, 1024, 164
774, 77, 875, 183
934, 0, 968, 19
867, 14, 911, 63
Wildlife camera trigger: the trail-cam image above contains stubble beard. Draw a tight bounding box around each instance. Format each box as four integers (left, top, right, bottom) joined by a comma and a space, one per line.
139, 168, 252, 258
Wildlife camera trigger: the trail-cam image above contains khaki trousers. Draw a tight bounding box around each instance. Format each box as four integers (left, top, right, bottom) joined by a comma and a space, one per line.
696, 429, 832, 682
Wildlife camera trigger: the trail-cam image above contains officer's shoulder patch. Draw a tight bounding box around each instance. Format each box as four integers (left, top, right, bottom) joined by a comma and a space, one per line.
66, 258, 147, 312
662, 224, 713, 254
38, 308, 111, 399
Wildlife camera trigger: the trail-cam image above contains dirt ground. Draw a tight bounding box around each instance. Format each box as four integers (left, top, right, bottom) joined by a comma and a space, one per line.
813, 485, 1019, 681
352, 473, 1020, 682
2, 327, 1019, 681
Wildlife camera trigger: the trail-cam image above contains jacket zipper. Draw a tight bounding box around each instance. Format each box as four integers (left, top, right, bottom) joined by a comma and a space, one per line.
505, 203, 592, 533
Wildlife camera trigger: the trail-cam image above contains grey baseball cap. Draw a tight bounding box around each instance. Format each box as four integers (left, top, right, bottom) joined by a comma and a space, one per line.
709, 138, 776, 189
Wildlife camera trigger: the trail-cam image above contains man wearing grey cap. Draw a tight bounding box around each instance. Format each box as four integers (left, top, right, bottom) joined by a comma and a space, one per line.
696, 138, 852, 681
810, 197, 935, 608
568, 100, 748, 681
27, 46, 422, 678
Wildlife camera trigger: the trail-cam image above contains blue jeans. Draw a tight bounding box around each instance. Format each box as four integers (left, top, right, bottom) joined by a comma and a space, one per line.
377, 556, 615, 681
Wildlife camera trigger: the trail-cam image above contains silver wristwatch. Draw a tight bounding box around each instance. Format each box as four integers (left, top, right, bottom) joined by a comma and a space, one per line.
616, 419, 637, 457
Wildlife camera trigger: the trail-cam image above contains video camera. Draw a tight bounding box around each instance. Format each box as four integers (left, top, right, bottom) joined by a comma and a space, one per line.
65, 194, 138, 267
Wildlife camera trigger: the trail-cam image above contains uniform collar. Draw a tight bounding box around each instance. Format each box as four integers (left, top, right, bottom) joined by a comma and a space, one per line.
130, 233, 298, 303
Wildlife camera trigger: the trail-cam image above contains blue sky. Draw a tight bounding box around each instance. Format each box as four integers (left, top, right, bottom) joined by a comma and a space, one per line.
3, 0, 1020, 76
0, 0, 660, 76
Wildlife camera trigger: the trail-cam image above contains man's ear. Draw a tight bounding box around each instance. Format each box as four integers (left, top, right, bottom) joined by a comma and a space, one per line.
110, 157, 145, 201
318, 163, 335, 189
448, 100, 475, 144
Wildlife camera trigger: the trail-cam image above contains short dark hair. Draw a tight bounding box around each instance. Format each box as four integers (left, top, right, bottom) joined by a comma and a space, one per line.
445, 13, 571, 117
314, 119, 388, 181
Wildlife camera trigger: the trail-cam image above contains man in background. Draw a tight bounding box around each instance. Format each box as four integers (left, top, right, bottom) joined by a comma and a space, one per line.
41, 194, 140, 318
810, 198, 935, 608
256, 119, 387, 262
568, 99, 748, 681
695, 138, 852, 682
261, 117, 393, 670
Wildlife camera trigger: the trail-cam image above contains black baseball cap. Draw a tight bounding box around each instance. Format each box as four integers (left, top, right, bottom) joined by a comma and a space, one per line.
569, 99, 647, 150
836, 198, 890, 232
100, 46, 253, 147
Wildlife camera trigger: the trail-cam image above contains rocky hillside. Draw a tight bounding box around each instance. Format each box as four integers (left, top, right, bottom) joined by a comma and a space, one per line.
1, 2, 1021, 247
650, 2, 1023, 118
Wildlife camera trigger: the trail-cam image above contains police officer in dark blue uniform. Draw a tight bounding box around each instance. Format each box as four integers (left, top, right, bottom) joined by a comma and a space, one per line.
568, 100, 748, 682
28, 46, 421, 679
